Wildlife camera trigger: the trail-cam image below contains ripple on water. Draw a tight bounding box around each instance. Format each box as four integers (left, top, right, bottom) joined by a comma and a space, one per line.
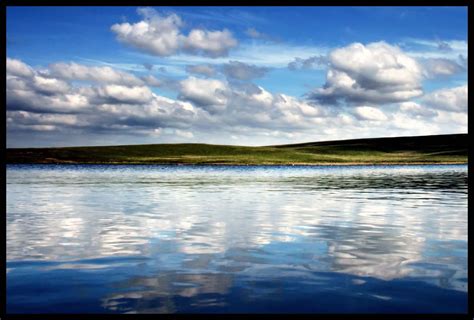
6, 164, 467, 313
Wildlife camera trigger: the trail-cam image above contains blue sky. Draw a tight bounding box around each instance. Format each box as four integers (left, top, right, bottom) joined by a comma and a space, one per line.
6, 6, 468, 147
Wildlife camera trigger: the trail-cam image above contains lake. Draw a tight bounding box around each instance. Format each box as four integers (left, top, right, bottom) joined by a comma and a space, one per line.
6, 164, 468, 313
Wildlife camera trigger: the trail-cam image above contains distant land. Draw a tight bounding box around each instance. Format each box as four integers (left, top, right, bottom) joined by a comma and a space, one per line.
6, 134, 468, 165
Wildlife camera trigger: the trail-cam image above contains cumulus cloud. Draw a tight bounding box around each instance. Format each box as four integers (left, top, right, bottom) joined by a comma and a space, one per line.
423, 85, 467, 113
398, 102, 437, 118
7, 88, 89, 114
222, 61, 269, 80
7, 58, 35, 78
141, 75, 162, 87
389, 86, 467, 134
49, 62, 145, 86
353, 106, 388, 121
111, 8, 238, 58
31, 75, 71, 95
111, 9, 182, 56
176, 76, 328, 131
273, 94, 327, 121
178, 76, 229, 109
309, 42, 423, 105
8, 58, 330, 140
93, 85, 154, 104
95, 94, 198, 131
182, 29, 238, 57
185, 64, 216, 77
193, 83, 330, 131
7, 60, 89, 113
47, 62, 166, 87
7, 111, 80, 131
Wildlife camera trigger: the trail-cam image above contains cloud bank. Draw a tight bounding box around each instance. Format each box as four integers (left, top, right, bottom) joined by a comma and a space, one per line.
7, 32, 467, 148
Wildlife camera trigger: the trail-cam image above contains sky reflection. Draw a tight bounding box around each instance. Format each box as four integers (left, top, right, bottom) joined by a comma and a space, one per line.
6, 164, 467, 313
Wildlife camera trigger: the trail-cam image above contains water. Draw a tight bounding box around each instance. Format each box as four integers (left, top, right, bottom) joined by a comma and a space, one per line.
6, 164, 467, 313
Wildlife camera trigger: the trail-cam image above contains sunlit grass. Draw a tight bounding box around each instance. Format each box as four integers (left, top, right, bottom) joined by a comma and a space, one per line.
7, 134, 467, 165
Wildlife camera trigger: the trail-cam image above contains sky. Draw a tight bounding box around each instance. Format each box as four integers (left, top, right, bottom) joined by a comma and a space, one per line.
6, 6, 468, 147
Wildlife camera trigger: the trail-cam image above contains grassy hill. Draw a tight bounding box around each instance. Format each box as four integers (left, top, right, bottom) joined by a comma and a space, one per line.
6, 133, 468, 165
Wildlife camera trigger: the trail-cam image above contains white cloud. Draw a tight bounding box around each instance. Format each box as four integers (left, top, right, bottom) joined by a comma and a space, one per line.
250, 86, 273, 107
202, 84, 330, 131
353, 106, 388, 121
310, 42, 423, 105
390, 112, 440, 134
399, 102, 437, 118
111, 8, 238, 58
49, 62, 144, 86
111, 9, 182, 56
7, 111, 79, 127
435, 110, 467, 129
423, 85, 467, 113
7, 89, 89, 114
182, 29, 237, 57
94, 85, 153, 104
174, 129, 194, 138
7, 64, 90, 113
275, 94, 324, 118
31, 75, 71, 95
95, 93, 199, 132
179, 76, 229, 108
6, 58, 35, 78
141, 75, 162, 87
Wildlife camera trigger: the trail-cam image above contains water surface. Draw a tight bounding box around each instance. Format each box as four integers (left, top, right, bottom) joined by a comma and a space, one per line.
6, 164, 468, 313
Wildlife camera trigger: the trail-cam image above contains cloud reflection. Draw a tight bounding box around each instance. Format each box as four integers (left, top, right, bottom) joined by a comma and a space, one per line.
7, 164, 467, 312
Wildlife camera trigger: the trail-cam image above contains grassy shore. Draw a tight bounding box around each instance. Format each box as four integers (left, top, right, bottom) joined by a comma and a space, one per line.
6, 133, 468, 165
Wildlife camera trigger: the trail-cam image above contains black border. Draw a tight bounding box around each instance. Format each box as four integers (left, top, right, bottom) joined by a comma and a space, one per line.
2, 1, 471, 319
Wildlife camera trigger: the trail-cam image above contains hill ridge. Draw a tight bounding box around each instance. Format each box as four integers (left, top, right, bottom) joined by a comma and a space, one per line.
7, 133, 468, 165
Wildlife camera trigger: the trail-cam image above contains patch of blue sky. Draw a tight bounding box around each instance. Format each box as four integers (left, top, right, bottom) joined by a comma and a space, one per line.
423, 75, 468, 93
255, 68, 327, 98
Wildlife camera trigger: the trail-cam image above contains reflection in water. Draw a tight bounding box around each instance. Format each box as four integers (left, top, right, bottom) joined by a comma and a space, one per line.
102, 272, 233, 313
6, 164, 467, 313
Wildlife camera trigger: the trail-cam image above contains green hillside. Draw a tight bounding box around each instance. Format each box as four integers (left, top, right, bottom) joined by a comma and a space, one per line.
6, 134, 468, 165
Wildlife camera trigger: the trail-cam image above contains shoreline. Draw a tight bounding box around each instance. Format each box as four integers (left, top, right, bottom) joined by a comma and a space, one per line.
6, 161, 468, 166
